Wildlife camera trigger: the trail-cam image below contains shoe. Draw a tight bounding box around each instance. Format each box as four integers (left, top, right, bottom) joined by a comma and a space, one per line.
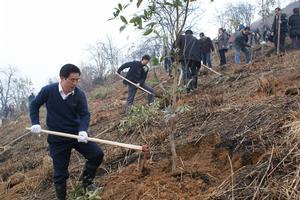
80, 163, 99, 193
55, 183, 66, 200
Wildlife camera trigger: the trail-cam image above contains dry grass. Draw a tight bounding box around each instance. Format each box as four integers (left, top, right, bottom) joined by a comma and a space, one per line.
206, 110, 300, 200
256, 75, 280, 96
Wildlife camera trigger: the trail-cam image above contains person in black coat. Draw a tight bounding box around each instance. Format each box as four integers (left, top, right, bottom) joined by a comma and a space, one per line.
288, 7, 300, 49
216, 28, 230, 68
117, 55, 154, 109
199, 32, 214, 68
271, 7, 288, 53
177, 30, 201, 92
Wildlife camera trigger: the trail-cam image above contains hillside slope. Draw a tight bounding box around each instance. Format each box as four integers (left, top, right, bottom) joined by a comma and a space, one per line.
0, 48, 300, 199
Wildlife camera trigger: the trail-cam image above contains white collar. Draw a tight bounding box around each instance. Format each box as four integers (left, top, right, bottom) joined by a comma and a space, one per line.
58, 82, 75, 96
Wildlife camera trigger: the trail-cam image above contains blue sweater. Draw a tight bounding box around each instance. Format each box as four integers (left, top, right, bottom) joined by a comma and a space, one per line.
29, 83, 90, 142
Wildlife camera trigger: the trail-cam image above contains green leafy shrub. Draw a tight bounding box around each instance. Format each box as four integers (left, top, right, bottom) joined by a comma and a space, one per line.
118, 101, 161, 133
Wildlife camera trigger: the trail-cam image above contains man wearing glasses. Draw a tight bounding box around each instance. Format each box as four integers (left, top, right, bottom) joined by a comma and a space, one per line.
29, 64, 104, 200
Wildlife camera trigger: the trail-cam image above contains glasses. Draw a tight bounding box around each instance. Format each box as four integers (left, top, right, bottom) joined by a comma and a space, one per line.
66, 78, 80, 83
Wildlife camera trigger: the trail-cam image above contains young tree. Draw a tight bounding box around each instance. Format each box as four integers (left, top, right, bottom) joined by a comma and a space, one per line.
85, 38, 120, 85
257, 0, 276, 25
0, 67, 14, 118
237, 2, 256, 27
215, 10, 228, 30
11, 77, 32, 112
217, 2, 256, 32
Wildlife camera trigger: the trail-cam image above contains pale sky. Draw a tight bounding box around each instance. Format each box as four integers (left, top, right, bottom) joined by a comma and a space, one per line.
0, 0, 288, 91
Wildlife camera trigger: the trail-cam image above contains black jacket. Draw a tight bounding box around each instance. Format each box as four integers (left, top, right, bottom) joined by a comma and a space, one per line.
199, 37, 214, 53
117, 61, 149, 85
177, 34, 201, 62
234, 31, 250, 48
272, 13, 288, 34
288, 13, 300, 37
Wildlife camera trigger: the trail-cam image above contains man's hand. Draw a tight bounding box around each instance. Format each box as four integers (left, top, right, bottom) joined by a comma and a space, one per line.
136, 83, 140, 87
31, 124, 42, 134
78, 131, 88, 143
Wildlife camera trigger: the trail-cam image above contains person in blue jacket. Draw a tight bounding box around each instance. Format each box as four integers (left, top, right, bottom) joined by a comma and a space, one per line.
117, 55, 154, 109
29, 64, 104, 200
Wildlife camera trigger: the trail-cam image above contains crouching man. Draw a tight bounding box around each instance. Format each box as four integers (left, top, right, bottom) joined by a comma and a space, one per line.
117, 55, 154, 110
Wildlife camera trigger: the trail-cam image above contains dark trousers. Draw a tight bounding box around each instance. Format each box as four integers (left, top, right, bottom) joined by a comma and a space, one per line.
127, 83, 154, 106
181, 60, 200, 90
201, 52, 212, 68
218, 49, 227, 66
191, 64, 201, 89
164, 58, 173, 75
291, 35, 300, 49
49, 140, 103, 185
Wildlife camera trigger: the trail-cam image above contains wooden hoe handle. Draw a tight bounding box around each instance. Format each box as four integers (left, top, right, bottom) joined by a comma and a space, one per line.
26, 128, 145, 151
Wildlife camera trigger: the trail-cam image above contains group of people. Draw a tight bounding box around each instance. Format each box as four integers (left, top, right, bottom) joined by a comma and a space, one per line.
245, 7, 300, 55
272, 7, 300, 52
27, 6, 300, 200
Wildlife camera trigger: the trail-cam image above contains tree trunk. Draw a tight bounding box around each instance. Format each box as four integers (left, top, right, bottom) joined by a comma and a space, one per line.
168, 61, 180, 172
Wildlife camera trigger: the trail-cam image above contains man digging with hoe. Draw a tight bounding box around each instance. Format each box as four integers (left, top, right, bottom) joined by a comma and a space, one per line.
29, 64, 104, 200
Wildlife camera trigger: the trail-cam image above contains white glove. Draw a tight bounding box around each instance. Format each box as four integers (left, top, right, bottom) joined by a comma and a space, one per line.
78, 131, 88, 143
31, 124, 42, 134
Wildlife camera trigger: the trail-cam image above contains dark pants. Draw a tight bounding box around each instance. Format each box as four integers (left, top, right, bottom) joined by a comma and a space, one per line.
201, 52, 212, 68
164, 57, 173, 76
127, 83, 154, 107
218, 49, 227, 66
191, 64, 201, 89
49, 140, 103, 185
274, 32, 286, 53
291, 35, 300, 49
181, 60, 200, 90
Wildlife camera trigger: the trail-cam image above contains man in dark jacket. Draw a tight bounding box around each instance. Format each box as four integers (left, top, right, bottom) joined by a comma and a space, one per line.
216, 28, 230, 68
272, 7, 288, 53
289, 7, 300, 49
29, 64, 104, 200
234, 27, 252, 65
178, 30, 201, 92
117, 55, 154, 108
199, 32, 214, 68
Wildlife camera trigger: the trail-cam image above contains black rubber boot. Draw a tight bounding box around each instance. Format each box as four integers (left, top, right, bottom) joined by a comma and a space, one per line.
55, 183, 66, 200
81, 163, 98, 192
